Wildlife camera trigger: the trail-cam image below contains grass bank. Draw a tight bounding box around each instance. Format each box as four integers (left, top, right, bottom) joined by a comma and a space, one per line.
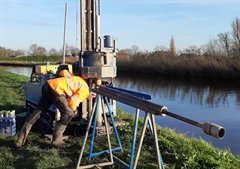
117, 53, 240, 80
0, 70, 240, 169
0, 56, 78, 66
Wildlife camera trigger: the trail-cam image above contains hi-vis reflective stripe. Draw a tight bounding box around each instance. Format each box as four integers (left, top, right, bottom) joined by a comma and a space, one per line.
71, 95, 81, 105
65, 75, 89, 97
65, 74, 74, 96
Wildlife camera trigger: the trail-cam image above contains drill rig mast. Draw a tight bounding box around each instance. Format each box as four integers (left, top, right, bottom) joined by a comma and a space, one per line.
80, 0, 117, 126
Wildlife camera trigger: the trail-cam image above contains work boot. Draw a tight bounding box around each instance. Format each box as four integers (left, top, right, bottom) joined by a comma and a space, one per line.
15, 122, 33, 148
51, 122, 67, 147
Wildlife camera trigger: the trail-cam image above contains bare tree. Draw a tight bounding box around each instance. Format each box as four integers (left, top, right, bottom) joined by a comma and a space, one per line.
29, 44, 38, 55
218, 32, 231, 57
170, 35, 176, 56
154, 45, 168, 52
183, 45, 201, 56
131, 45, 140, 54
59, 44, 71, 56
0, 47, 7, 57
29, 44, 47, 56
37, 46, 47, 56
231, 17, 240, 57
202, 39, 223, 56
68, 45, 79, 57
14, 49, 25, 56
49, 48, 59, 56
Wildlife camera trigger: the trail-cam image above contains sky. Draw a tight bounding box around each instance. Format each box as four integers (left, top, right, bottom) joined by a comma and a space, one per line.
0, 0, 239, 51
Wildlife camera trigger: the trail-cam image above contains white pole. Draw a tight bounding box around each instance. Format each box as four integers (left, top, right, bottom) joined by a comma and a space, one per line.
76, 0, 78, 50
96, 0, 101, 51
62, 3, 68, 64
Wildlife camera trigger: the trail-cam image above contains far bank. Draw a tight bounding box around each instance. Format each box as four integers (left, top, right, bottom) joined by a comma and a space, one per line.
1, 54, 240, 80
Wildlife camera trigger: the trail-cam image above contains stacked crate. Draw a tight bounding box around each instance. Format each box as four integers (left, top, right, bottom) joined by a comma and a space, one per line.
0, 110, 16, 137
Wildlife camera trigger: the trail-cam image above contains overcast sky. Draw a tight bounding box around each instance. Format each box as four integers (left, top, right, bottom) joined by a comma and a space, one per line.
0, 0, 239, 51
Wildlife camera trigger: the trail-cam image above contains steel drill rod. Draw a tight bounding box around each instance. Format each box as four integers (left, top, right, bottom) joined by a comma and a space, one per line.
93, 88, 162, 116
165, 111, 202, 128
92, 86, 225, 139
93, 86, 202, 127
93, 86, 167, 115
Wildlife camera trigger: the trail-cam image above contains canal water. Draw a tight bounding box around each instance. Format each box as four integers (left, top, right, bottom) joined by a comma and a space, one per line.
0, 66, 239, 155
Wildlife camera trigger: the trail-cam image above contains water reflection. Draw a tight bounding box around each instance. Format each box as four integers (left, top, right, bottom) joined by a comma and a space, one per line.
115, 73, 240, 155
115, 73, 240, 108
0, 66, 32, 77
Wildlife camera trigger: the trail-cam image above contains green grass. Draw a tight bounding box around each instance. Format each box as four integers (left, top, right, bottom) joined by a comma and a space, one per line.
0, 55, 62, 63
0, 70, 29, 112
0, 71, 240, 169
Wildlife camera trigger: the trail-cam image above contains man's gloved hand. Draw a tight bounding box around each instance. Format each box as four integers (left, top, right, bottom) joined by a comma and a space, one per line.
73, 109, 78, 115
87, 92, 96, 100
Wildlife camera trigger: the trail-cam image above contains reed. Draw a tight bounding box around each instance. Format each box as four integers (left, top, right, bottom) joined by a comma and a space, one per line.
117, 52, 240, 80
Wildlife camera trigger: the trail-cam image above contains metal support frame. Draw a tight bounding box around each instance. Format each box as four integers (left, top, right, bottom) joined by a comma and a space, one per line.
76, 87, 166, 168
76, 94, 122, 169
89, 96, 123, 159
132, 113, 164, 169
76, 85, 224, 168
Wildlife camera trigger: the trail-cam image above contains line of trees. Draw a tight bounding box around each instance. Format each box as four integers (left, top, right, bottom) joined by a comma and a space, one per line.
0, 17, 239, 59
119, 17, 240, 59
0, 44, 79, 57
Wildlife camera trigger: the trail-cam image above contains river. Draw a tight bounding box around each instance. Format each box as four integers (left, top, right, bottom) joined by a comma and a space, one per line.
0, 65, 239, 155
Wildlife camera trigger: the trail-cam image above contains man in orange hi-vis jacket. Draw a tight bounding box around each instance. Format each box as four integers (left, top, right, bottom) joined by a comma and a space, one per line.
15, 69, 90, 147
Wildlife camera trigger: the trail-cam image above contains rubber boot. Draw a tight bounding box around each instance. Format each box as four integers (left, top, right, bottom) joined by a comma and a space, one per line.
51, 122, 67, 147
15, 122, 33, 148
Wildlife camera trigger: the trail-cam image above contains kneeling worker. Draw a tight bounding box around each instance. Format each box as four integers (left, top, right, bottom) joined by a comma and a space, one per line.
15, 69, 90, 147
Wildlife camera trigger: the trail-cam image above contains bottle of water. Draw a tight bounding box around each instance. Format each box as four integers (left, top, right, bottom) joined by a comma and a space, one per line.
0, 111, 3, 134
11, 110, 16, 136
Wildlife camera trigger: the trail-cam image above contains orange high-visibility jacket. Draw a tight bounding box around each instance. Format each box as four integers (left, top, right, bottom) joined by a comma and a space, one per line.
47, 70, 89, 111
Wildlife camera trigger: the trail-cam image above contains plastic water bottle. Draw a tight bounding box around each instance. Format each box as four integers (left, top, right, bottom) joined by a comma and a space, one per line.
11, 110, 16, 136
0, 111, 3, 134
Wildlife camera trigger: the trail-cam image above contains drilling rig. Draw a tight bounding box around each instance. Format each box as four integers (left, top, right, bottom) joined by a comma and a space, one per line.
24, 0, 117, 131
79, 0, 117, 127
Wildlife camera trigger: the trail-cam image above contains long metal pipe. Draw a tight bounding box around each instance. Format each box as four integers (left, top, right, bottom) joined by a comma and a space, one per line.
80, 0, 86, 51
76, 0, 79, 49
92, 86, 225, 139
62, 3, 68, 64
86, 0, 92, 51
93, 86, 168, 116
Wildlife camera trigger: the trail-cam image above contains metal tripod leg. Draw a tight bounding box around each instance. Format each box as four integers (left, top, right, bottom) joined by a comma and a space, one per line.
76, 95, 98, 168
89, 95, 100, 160
132, 113, 164, 169
89, 96, 123, 158
76, 95, 114, 169
133, 113, 150, 169
100, 96, 114, 163
150, 114, 164, 169
104, 96, 123, 151
129, 108, 140, 169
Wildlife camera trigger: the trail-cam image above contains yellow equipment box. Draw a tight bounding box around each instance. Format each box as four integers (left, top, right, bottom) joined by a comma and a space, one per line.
35, 64, 73, 74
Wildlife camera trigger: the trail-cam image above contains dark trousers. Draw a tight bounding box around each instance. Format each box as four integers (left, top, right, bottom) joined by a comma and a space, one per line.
26, 83, 74, 125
